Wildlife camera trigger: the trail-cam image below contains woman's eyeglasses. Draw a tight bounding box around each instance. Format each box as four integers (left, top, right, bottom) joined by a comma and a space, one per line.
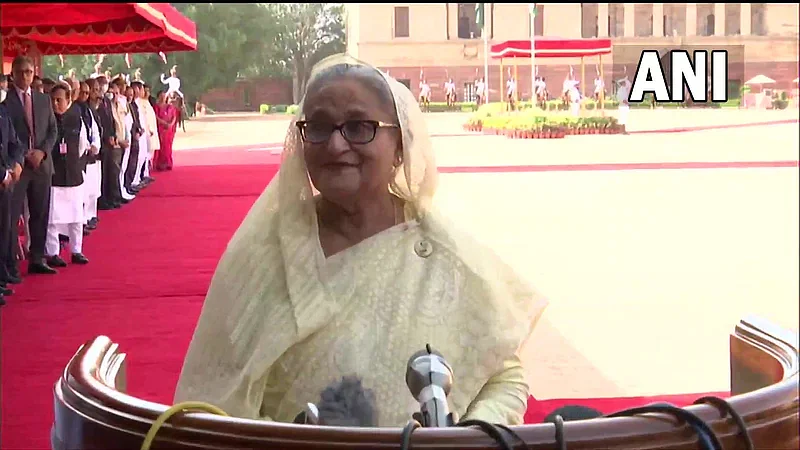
296, 120, 399, 145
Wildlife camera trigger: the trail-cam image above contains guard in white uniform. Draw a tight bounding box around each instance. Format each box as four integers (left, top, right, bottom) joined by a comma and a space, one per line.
44, 84, 89, 266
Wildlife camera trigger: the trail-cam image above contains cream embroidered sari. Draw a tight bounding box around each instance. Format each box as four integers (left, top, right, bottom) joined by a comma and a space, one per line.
175, 54, 548, 426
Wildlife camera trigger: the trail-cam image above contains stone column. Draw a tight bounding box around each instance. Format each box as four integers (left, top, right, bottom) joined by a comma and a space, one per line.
685, 3, 697, 36
623, 3, 635, 37
652, 3, 664, 37
740, 3, 752, 35
714, 3, 725, 36
598, 3, 609, 37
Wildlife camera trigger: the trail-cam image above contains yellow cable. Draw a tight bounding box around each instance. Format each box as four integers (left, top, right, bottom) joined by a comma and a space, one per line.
140, 401, 228, 450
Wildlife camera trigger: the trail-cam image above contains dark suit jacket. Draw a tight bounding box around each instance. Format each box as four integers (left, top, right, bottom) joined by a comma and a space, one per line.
95, 98, 116, 149
0, 104, 24, 172
1, 86, 58, 176
51, 104, 84, 188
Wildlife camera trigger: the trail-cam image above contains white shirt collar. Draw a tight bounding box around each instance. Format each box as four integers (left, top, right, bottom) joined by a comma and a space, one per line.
15, 85, 31, 97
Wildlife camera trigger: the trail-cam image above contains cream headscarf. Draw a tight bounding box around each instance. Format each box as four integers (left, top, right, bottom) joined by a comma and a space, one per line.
175, 54, 547, 424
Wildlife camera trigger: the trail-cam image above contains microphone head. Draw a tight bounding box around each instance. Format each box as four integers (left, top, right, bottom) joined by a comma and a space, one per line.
543, 405, 604, 423
316, 376, 378, 427
405, 345, 453, 401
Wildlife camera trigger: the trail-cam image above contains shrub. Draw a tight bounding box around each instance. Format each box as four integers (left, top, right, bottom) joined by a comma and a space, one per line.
286, 105, 300, 116
259, 104, 270, 114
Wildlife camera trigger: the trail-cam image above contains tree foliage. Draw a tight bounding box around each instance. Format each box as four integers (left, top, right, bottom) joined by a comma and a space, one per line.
41, 3, 346, 106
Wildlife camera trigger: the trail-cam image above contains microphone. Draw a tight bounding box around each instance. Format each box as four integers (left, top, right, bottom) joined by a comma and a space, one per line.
294, 376, 378, 427
406, 344, 457, 427
543, 405, 603, 423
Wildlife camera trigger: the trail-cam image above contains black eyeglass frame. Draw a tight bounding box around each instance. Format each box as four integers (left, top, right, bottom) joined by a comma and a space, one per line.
295, 119, 399, 145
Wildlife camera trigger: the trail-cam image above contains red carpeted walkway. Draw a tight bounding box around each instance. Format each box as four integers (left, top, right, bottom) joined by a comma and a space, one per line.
1, 163, 725, 449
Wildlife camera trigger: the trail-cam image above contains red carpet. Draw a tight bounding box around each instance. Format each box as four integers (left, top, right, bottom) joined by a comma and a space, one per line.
1, 163, 728, 449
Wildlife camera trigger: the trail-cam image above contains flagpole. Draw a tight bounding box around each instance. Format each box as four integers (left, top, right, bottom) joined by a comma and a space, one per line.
530, 3, 536, 105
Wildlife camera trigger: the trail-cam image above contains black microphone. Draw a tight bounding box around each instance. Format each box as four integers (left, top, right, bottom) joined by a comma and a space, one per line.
543, 405, 603, 423
294, 376, 378, 427
406, 344, 457, 427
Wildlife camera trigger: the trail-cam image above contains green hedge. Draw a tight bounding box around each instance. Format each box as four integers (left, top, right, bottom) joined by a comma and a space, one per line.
259, 104, 298, 115
422, 102, 480, 113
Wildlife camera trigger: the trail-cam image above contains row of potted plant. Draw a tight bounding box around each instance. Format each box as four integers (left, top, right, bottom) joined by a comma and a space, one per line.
464, 114, 622, 138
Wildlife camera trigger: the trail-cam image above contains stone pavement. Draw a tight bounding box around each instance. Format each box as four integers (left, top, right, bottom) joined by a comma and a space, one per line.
173, 110, 799, 401
173, 108, 800, 151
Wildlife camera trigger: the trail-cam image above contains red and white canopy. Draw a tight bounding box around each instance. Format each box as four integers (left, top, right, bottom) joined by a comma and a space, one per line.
491, 38, 612, 59
1, 3, 197, 55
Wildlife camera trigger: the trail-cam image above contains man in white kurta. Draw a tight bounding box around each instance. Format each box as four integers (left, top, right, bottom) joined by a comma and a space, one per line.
83, 79, 103, 228
45, 85, 89, 266
131, 81, 159, 187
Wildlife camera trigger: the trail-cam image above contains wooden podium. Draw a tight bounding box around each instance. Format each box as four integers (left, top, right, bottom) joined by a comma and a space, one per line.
52, 316, 799, 449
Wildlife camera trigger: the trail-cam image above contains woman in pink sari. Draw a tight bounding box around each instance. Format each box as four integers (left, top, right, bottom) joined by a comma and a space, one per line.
154, 90, 178, 171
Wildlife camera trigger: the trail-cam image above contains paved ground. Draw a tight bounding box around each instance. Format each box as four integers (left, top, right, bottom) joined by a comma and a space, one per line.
173, 108, 800, 151
173, 109, 799, 400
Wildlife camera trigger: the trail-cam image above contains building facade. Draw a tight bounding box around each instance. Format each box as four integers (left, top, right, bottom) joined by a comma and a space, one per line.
345, 3, 799, 102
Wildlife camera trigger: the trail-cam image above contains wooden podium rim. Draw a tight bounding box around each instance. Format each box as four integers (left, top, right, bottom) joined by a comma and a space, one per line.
54, 316, 799, 449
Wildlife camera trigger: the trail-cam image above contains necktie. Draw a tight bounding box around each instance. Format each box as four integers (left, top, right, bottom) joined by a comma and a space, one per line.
23, 92, 34, 148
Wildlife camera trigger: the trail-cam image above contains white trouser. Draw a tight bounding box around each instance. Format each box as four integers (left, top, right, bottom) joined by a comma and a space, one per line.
619, 105, 630, 125
132, 135, 148, 186
119, 144, 136, 200
45, 222, 83, 256
84, 162, 101, 221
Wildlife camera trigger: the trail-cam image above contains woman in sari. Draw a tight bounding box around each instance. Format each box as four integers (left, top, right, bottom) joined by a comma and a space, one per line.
175, 54, 548, 427
153, 90, 178, 171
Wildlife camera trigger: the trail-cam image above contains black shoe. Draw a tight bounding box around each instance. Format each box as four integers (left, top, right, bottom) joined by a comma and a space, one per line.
71, 253, 89, 265
113, 202, 122, 209
98, 202, 115, 211
1, 286, 13, 296
58, 234, 69, 243
88, 218, 98, 228
6, 273, 21, 284
47, 255, 68, 268
0, 295, 6, 307
83, 226, 92, 236
28, 261, 58, 275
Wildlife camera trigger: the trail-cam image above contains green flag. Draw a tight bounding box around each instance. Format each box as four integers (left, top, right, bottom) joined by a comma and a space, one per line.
475, 3, 485, 31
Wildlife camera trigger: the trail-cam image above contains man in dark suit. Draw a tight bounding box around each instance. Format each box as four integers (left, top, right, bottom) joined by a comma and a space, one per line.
0, 100, 25, 305
95, 76, 119, 211
2, 55, 59, 275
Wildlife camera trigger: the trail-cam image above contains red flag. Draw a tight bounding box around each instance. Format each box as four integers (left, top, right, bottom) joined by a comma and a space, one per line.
158, 51, 167, 64
124, 53, 132, 68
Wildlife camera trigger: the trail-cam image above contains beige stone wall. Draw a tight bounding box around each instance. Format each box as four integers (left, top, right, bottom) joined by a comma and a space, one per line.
347, 3, 799, 71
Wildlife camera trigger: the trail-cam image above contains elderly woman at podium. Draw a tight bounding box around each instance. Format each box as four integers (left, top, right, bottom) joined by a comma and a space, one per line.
175, 54, 548, 427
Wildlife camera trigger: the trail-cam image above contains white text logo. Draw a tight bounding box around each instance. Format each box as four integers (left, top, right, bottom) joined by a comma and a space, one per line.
629, 50, 729, 103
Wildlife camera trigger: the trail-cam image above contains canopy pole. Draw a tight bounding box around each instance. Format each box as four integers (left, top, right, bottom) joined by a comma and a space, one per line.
513, 59, 519, 105
500, 58, 504, 108
599, 54, 605, 116
580, 56, 585, 115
